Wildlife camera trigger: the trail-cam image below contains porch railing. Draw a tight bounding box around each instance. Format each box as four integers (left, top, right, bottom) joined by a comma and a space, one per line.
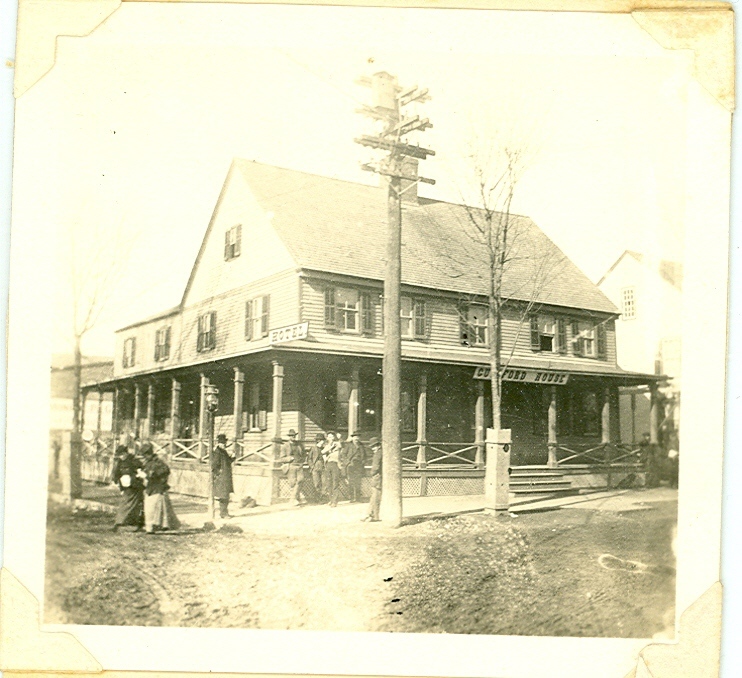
171, 438, 201, 461
402, 441, 484, 469
555, 442, 642, 467
233, 440, 273, 465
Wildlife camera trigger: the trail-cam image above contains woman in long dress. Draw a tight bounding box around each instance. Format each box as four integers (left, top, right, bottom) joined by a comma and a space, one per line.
140, 443, 180, 534
111, 445, 144, 531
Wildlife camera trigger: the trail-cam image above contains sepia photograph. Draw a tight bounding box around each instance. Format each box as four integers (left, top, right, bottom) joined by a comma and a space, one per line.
2, 1, 734, 677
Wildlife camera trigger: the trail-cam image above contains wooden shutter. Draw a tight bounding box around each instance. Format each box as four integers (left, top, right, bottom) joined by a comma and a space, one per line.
459, 304, 470, 346
208, 311, 217, 348
260, 295, 270, 336
556, 318, 567, 354
154, 332, 160, 362
234, 225, 241, 257
360, 292, 374, 334
165, 327, 171, 359
414, 300, 427, 338
571, 320, 583, 356
530, 316, 540, 351
130, 338, 136, 366
197, 315, 204, 351
245, 300, 253, 340
324, 288, 336, 327
596, 322, 607, 359
224, 231, 230, 260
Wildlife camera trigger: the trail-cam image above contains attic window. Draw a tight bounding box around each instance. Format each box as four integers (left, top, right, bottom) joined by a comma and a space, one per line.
621, 287, 636, 319
224, 225, 241, 261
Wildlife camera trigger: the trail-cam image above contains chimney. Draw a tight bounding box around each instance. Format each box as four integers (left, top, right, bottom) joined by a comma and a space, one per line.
400, 157, 419, 204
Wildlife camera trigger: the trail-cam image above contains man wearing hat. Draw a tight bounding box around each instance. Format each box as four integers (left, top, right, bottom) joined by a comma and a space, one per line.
362, 437, 382, 522
280, 429, 307, 505
344, 431, 367, 503
212, 433, 234, 518
307, 432, 327, 502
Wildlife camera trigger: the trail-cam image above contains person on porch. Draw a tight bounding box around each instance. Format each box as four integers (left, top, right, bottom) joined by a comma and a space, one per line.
281, 429, 307, 506
344, 431, 366, 503
212, 433, 234, 518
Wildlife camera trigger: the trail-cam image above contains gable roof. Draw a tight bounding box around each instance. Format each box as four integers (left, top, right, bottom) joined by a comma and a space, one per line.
235, 160, 618, 315
598, 250, 683, 290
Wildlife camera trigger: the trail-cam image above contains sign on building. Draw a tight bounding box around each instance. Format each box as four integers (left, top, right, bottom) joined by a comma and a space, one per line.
473, 366, 570, 385
269, 322, 309, 345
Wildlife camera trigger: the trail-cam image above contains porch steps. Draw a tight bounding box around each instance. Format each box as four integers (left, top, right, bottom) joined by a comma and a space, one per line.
509, 466, 573, 495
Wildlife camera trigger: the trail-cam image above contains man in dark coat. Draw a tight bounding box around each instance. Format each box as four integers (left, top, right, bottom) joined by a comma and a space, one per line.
280, 429, 307, 505
111, 445, 144, 531
362, 437, 382, 522
307, 432, 326, 502
212, 433, 234, 518
344, 431, 367, 503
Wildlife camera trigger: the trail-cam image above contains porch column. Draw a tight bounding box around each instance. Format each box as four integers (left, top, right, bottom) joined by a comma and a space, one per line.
649, 383, 660, 445
271, 361, 284, 459
630, 392, 637, 444
133, 382, 141, 439
170, 378, 181, 447
474, 380, 485, 468
416, 371, 428, 468
96, 389, 103, 438
348, 366, 360, 435
112, 386, 119, 442
233, 367, 245, 444
602, 385, 612, 464
547, 386, 558, 468
199, 374, 209, 459
146, 381, 155, 439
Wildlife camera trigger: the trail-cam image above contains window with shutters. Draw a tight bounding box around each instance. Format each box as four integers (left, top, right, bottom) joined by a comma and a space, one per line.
324, 286, 377, 334
529, 315, 562, 352
122, 337, 136, 368
245, 295, 270, 340
621, 287, 636, 319
571, 320, 596, 358
596, 323, 607, 359
154, 326, 171, 361
197, 311, 216, 352
224, 225, 241, 261
401, 296, 428, 340
461, 304, 488, 346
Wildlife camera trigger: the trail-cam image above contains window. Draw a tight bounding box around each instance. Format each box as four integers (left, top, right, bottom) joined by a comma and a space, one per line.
571, 320, 596, 357
224, 225, 241, 261
325, 287, 375, 334
401, 297, 428, 339
621, 287, 636, 319
247, 381, 268, 431
122, 337, 136, 368
461, 304, 488, 346
197, 311, 216, 352
154, 326, 171, 361
245, 295, 270, 340
530, 315, 567, 353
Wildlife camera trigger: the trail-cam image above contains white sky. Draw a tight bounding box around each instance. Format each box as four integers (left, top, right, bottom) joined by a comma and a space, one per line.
12, 3, 692, 357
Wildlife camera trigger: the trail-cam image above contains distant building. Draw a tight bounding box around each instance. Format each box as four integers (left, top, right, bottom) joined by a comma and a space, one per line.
597, 251, 682, 446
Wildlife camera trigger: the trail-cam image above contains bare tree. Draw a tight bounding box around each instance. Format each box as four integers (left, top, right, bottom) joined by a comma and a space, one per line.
423, 136, 565, 432
64, 215, 133, 497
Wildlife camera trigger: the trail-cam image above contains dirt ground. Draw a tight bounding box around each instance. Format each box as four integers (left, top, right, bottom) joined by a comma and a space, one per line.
44, 492, 676, 637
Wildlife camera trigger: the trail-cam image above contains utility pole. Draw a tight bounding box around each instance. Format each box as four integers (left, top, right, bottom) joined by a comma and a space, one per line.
355, 72, 434, 526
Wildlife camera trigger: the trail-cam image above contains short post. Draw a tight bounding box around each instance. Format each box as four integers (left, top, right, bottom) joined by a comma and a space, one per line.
484, 428, 511, 513
547, 386, 558, 468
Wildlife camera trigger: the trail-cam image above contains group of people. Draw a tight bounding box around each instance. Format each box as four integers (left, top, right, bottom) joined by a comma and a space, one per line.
111, 442, 181, 533
280, 429, 383, 521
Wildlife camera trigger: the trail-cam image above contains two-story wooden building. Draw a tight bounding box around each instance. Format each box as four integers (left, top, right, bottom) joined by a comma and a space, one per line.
89, 160, 660, 504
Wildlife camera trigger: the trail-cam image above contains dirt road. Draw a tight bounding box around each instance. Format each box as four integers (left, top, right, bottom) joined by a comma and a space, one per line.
44, 491, 676, 637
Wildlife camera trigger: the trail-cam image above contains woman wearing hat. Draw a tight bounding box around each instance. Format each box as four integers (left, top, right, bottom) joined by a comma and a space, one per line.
212, 433, 234, 518
140, 443, 180, 534
110, 445, 144, 532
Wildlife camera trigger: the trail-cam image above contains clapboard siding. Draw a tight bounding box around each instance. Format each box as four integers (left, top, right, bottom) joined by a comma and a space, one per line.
301, 276, 618, 368
114, 269, 299, 376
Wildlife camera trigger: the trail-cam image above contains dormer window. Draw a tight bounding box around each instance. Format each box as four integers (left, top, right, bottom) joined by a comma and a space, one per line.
224, 225, 241, 261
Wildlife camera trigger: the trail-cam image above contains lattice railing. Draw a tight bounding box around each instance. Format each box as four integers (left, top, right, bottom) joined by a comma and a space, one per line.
555, 442, 642, 466
234, 440, 273, 465
172, 438, 201, 461
402, 441, 482, 469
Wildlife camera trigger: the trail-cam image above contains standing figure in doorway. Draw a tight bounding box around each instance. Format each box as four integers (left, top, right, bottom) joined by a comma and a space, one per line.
345, 431, 367, 503
111, 445, 144, 532
141, 443, 180, 534
212, 433, 234, 518
362, 437, 382, 522
281, 429, 307, 506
